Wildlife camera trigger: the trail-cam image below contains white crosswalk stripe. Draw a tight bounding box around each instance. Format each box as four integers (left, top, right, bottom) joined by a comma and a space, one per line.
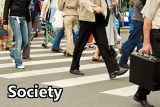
0, 50, 95, 60
42, 72, 129, 87
100, 85, 137, 97
0, 63, 106, 79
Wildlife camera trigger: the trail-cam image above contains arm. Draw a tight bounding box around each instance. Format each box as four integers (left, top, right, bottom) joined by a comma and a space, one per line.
81, 0, 104, 14
128, 8, 133, 25
142, 16, 152, 55
3, 0, 12, 30
81, 0, 98, 13
58, 0, 64, 11
40, 0, 50, 21
29, 0, 34, 11
112, 0, 118, 7
3, 0, 11, 25
141, 0, 158, 55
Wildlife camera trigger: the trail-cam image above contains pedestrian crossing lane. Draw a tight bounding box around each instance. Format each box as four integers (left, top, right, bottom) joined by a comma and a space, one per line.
0, 37, 136, 98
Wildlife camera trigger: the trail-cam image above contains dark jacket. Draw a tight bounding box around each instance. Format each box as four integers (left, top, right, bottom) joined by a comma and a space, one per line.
131, 0, 146, 22
3, 0, 31, 25
31, 0, 40, 15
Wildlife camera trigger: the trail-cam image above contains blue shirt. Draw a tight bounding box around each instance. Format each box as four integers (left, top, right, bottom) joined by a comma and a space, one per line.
49, 0, 56, 23
128, 8, 134, 32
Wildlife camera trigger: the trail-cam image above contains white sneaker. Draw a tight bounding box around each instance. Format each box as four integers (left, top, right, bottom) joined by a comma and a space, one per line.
16, 65, 25, 69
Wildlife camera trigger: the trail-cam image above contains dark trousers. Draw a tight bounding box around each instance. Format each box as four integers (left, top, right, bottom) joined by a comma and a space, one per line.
135, 29, 160, 100
70, 14, 119, 74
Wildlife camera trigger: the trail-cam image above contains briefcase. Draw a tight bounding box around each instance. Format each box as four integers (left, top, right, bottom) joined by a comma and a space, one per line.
129, 53, 160, 91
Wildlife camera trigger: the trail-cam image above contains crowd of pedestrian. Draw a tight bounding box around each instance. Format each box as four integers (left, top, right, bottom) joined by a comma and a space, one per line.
0, 0, 159, 107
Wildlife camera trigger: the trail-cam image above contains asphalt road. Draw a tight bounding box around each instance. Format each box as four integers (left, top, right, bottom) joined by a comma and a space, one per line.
0, 30, 159, 107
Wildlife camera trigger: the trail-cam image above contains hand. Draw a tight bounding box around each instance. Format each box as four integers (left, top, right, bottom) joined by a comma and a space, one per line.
3, 25, 8, 31
39, 17, 43, 22
92, 6, 104, 14
142, 42, 153, 55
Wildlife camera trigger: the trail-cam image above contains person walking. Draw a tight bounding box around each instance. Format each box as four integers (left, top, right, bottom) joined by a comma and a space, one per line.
31, 0, 41, 38
120, 0, 143, 54
39, 0, 58, 48
69, 0, 127, 78
133, 0, 160, 107
3, 0, 31, 68
58, 0, 80, 56
119, 0, 146, 68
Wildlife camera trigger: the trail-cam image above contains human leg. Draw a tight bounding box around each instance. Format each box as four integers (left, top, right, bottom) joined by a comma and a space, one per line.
0, 39, 4, 49
72, 29, 78, 45
22, 21, 31, 59
136, 35, 143, 52
5, 22, 13, 50
70, 21, 95, 71
51, 27, 65, 50
92, 14, 120, 75
119, 21, 143, 66
92, 46, 104, 62
10, 17, 28, 67
64, 16, 77, 55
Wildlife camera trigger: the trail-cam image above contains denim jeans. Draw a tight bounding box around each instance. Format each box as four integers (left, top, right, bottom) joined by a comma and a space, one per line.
51, 27, 77, 50
119, 21, 143, 64
121, 32, 143, 53
10, 17, 28, 66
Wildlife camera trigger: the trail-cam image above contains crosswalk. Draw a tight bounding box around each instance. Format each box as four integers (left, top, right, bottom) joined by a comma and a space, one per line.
0, 36, 137, 98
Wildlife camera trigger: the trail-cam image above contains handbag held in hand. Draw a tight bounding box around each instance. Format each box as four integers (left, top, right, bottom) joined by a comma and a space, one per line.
129, 53, 160, 91
52, 10, 63, 31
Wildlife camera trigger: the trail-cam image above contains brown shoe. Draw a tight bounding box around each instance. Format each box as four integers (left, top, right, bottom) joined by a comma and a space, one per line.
118, 48, 123, 55
6, 47, 11, 50
92, 57, 104, 62
0, 45, 4, 49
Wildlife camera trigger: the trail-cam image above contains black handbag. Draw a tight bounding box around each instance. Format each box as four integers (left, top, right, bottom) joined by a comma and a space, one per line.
129, 53, 160, 91
104, 0, 110, 27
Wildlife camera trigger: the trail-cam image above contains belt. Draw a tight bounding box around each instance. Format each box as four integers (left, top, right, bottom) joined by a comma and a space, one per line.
10, 16, 25, 19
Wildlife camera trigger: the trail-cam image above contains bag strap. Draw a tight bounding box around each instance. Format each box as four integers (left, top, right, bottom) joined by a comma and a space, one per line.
105, 0, 109, 8
46, 0, 52, 22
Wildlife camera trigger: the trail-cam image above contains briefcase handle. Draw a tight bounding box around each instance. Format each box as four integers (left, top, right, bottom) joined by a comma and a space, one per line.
135, 52, 158, 61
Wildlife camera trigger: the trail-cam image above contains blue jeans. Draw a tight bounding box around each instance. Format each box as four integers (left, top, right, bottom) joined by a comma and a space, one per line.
119, 21, 143, 64
121, 32, 143, 53
51, 27, 78, 50
75, 29, 79, 37
10, 17, 28, 66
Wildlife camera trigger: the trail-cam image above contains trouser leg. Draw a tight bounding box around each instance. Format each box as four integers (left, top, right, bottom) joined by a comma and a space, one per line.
22, 21, 31, 58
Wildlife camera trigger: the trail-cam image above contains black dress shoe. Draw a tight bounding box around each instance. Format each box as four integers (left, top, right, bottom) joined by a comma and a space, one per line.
51, 49, 62, 53
119, 64, 130, 68
133, 95, 154, 107
70, 70, 84, 75
63, 51, 73, 57
110, 69, 128, 79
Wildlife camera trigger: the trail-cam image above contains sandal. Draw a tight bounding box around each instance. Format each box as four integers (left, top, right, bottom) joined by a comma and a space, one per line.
59, 47, 63, 50
22, 57, 31, 60
0, 45, 4, 49
92, 57, 104, 62
89, 44, 95, 48
42, 43, 49, 49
